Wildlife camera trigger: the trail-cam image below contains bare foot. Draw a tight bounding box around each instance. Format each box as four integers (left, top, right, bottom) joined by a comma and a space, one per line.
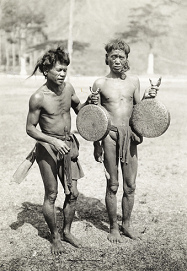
63, 232, 82, 248
107, 228, 123, 243
51, 234, 65, 255
121, 225, 141, 240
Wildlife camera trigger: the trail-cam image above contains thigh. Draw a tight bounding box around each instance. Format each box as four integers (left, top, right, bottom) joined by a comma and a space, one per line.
102, 132, 119, 181
36, 143, 58, 194
121, 142, 138, 188
70, 179, 79, 198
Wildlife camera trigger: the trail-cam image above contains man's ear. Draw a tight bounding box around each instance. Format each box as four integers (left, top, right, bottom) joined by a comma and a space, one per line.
105, 54, 108, 65
44, 69, 48, 77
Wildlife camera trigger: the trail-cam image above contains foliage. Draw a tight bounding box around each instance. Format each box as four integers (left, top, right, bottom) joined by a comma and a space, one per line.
0, 0, 45, 32
28, 40, 89, 53
117, 0, 175, 50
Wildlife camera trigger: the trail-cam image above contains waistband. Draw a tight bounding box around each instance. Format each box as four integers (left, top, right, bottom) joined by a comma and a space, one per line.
42, 132, 73, 141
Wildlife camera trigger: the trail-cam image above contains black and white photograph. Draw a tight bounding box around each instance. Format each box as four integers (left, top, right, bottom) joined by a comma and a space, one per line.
0, 0, 186, 270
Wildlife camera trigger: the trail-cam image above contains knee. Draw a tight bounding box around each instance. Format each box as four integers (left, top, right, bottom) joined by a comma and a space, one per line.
107, 183, 119, 194
123, 183, 136, 196
46, 191, 58, 204
70, 189, 79, 201
105, 171, 119, 193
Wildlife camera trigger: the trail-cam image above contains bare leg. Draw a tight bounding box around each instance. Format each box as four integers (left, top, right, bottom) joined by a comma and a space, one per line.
36, 143, 64, 255
105, 187, 123, 243
103, 133, 123, 243
43, 193, 65, 254
61, 180, 81, 247
121, 143, 139, 239
121, 190, 137, 239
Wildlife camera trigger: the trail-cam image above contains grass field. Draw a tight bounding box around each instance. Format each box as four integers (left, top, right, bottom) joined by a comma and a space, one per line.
0, 75, 187, 271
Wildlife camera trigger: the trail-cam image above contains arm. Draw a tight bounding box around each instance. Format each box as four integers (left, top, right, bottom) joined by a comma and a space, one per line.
142, 77, 161, 99
26, 92, 47, 141
133, 76, 159, 103
71, 90, 89, 114
71, 83, 100, 114
92, 80, 103, 162
131, 77, 143, 144
91, 80, 101, 105
133, 77, 141, 105
26, 92, 70, 155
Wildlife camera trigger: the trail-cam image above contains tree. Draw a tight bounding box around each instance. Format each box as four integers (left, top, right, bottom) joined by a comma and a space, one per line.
0, 0, 46, 74
117, 0, 175, 74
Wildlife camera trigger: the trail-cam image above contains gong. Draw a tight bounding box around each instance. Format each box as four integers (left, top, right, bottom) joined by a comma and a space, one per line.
131, 98, 170, 138
76, 104, 111, 141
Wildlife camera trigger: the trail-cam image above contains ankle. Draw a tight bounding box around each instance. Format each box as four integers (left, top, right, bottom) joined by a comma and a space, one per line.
51, 231, 60, 239
122, 221, 130, 228
110, 221, 119, 230
63, 229, 71, 236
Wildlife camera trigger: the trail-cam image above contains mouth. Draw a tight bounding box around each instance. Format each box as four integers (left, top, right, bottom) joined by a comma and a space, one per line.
113, 66, 123, 73
113, 66, 122, 70
58, 78, 64, 83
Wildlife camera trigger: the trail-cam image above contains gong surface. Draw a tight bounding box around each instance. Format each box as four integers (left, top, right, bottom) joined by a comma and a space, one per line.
76, 104, 111, 141
131, 99, 170, 138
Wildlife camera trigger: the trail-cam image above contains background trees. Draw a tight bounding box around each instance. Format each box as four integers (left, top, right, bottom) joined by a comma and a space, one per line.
116, 0, 187, 75
0, 0, 186, 76
0, 0, 47, 74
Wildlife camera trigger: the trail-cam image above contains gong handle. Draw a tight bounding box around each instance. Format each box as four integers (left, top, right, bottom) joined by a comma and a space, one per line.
89, 87, 100, 95
149, 77, 162, 87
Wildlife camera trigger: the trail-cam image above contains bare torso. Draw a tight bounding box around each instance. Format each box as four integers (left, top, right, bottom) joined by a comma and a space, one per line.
94, 75, 140, 127
37, 82, 73, 135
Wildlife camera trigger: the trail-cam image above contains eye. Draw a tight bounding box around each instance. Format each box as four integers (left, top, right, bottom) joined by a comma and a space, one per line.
111, 56, 116, 60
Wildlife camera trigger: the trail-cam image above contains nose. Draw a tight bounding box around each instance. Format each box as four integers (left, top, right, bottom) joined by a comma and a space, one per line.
114, 57, 120, 64
59, 70, 66, 77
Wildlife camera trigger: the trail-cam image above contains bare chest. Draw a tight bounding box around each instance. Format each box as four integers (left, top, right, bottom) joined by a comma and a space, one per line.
41, 91, 71, 116
101, 79, 135, 103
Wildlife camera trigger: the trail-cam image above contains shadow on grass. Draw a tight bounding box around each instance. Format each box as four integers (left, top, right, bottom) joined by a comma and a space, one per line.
9, 193, 122, 241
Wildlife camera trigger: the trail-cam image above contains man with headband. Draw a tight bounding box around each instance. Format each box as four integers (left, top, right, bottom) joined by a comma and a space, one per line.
91, 39, 158, 243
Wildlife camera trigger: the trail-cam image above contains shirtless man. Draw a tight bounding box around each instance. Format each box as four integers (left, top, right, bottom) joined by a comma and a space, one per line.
26, 47, 90, 255
91, 39, 158, 243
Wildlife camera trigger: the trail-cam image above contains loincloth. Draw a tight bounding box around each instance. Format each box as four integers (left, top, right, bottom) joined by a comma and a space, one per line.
107, 125, 143, 164
36, 133, 84, 194
109, 125, 131, 164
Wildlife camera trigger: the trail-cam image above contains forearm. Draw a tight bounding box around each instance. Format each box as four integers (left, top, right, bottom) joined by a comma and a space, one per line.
73, 99, 90, 114
26, 125, 57, 146
93, 141, 101, 147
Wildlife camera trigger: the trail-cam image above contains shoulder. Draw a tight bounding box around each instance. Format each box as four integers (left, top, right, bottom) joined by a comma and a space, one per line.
93, 77, 106, 88
64, 81, 75, 93
29, 86, 45, 109
127, 74, 140, 89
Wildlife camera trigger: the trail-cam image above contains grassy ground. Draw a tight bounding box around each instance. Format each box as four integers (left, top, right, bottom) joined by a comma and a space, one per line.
0, 75, 187, 271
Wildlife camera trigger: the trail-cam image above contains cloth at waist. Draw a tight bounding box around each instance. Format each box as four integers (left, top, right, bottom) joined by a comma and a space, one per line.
109, 125, 131, 164
36, 133, 84, 194
40, 132, 79, 161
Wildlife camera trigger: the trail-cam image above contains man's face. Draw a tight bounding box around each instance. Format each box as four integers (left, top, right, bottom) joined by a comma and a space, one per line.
107, 49, 127, 74
47, 61, 68, 85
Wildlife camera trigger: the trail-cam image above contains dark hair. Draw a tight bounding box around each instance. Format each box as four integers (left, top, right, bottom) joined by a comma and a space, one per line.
30, 46, 70, 77
104, 39, 131, 72
105, 39, 130, 66
105, 39, 130, 56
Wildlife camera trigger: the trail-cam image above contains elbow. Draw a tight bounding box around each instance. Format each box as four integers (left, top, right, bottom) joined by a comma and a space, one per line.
26, 125, 33, 137
74, 103, 82, 115
26, 128, 31, 137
